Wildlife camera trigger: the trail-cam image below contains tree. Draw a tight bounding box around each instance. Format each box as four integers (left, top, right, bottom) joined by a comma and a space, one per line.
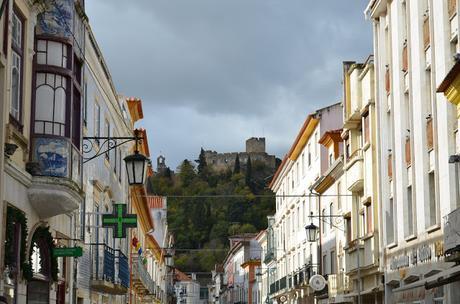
245, 155, 252, 188
196, 148, 209, 178
234, 154, 241, 174
178, 159, 196, 187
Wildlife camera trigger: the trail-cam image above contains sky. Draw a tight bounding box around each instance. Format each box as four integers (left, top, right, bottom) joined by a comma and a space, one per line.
85, 0, 373, 170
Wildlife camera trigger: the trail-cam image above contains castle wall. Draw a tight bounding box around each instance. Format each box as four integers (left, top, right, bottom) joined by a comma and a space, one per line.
246, 137, 266, 153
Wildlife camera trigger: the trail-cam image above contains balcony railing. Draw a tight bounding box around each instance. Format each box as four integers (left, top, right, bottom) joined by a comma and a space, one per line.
328, 273, 352, 296
132, 255, 156, 294
90, 243, 128, 294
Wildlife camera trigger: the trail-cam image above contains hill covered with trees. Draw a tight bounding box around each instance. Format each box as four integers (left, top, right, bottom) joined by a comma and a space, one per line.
149, 149, 280, 272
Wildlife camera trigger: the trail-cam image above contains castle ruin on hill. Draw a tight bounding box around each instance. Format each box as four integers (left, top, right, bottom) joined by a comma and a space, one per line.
204, 137, 277, 172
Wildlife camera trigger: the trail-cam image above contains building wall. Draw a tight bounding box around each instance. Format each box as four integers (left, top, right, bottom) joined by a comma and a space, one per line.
369, 0, 460, 302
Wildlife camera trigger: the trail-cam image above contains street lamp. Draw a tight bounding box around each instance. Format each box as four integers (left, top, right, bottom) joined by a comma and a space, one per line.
124, 151, 148, 185
305, 222, 319, 243
164, 252, 174, 268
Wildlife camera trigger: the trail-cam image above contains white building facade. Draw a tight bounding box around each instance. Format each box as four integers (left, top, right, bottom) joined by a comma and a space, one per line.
268, 103, 343, 304
366, 0, 460, 302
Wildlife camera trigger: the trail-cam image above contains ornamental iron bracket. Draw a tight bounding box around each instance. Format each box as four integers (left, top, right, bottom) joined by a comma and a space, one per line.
82, 131, 143, 163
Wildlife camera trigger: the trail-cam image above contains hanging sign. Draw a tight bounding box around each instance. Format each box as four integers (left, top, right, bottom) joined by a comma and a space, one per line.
53, 246, 83, 257
102, 204, 137, 238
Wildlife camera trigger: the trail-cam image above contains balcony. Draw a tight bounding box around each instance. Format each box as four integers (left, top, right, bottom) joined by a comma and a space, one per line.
345, 150, 363, 191
27, 136, 83, 218
345, 236, 376, 274
328, 273, 352, 297
132, 255, 156, 295
264, 249, 275, 264
90, 244, 129, 295
445, 208, 460, 262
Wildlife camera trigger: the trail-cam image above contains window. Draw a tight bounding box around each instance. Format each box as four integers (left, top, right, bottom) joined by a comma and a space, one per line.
105, 120, 110, 161
363, 112, 370, 144
322, 254, 327, 274
308, 144, 312, 167
296, 162, 299, 184
386, 197, 395, 244
314, 132, 318, 156
83, 82, 88, 126
34, 73, 68, 136
301, 153, 305, 176
428, 171, 437, 226
329, 203, 333, 229
95, 103, 101, 142
330, 250, 336, 274
322, 209, 326, 234
406, 185, 414, 236
36, 39, 69, 68
329, 153, 333, 166
337, 182, 341, 210
297, 206, 300, 230
366, 203, 372, 235
345, 218, 351, 245
119, 149, 122, 182
10, 9, 24, 127
359, 210, 365, 238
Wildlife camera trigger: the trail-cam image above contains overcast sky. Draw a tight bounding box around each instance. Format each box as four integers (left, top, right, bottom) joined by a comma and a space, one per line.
85, 0, 372, 170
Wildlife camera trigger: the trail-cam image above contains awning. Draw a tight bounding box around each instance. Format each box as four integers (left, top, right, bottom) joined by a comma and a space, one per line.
343, 287, 382, 299
425, 265, 460, 289
392, 264, 460, 293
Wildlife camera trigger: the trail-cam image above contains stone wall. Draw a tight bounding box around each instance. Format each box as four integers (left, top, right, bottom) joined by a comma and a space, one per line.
246, 137, 266, 153
204, 151, 276, 172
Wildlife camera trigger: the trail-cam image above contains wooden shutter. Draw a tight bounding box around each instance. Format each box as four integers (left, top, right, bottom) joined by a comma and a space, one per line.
427, 118, 434, 150
388, 154, 393, 178
402, 45, 408, 72
449, 0, 457, 17
385, 68, 391, 94
364, 112, 370, 144
423, 17, 430, 49
405, 138, 411, 166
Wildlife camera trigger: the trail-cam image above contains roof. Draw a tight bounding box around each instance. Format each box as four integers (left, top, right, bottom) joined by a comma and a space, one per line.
269, 103, 341, 189
437, 56, 460, 93
175, 269, 192, 282
127, 97, 144, 123
318, 129, 343, 147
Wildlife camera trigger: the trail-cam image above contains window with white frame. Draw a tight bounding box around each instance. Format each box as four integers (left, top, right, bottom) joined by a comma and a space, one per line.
10, 9, 24, 125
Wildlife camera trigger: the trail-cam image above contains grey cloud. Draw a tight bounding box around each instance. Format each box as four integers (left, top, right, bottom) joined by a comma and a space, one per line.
86, 0, 372, 167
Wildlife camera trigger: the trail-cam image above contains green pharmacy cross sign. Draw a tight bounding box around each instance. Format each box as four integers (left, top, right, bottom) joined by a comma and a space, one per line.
102, 204, 137, 238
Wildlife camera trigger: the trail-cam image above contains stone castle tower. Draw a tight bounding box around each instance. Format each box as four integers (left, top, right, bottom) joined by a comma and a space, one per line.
203, 137, 276, 172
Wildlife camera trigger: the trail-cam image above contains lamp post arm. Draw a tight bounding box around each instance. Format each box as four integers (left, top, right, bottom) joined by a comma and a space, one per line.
82, 136, 143, 163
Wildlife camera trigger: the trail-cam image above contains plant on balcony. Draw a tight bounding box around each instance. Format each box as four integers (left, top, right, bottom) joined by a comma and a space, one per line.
24, 226, 58, 282
5, 206, 30, 280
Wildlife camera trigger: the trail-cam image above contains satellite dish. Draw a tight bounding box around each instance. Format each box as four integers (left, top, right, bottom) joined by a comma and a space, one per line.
309, 274, 327, 291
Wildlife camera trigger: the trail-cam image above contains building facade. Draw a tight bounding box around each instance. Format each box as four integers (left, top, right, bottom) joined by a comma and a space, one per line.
0, 1, 158, 304
367, 0, 460, 302
267, 103, 343, 304
220, 234, 261, 304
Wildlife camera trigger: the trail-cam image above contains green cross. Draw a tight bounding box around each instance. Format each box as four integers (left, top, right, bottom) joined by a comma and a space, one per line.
102, 204, 137, 238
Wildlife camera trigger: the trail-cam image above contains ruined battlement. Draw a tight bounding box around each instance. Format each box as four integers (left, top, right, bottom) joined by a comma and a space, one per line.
204, 138, 276, 172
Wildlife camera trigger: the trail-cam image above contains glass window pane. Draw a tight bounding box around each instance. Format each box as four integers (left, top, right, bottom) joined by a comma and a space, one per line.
47, 41, 64, 67
55, 87, 66, 123
35, 85, 54, 122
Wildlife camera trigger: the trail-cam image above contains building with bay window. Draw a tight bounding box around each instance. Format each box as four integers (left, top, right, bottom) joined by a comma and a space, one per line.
366, 0, 460, 302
